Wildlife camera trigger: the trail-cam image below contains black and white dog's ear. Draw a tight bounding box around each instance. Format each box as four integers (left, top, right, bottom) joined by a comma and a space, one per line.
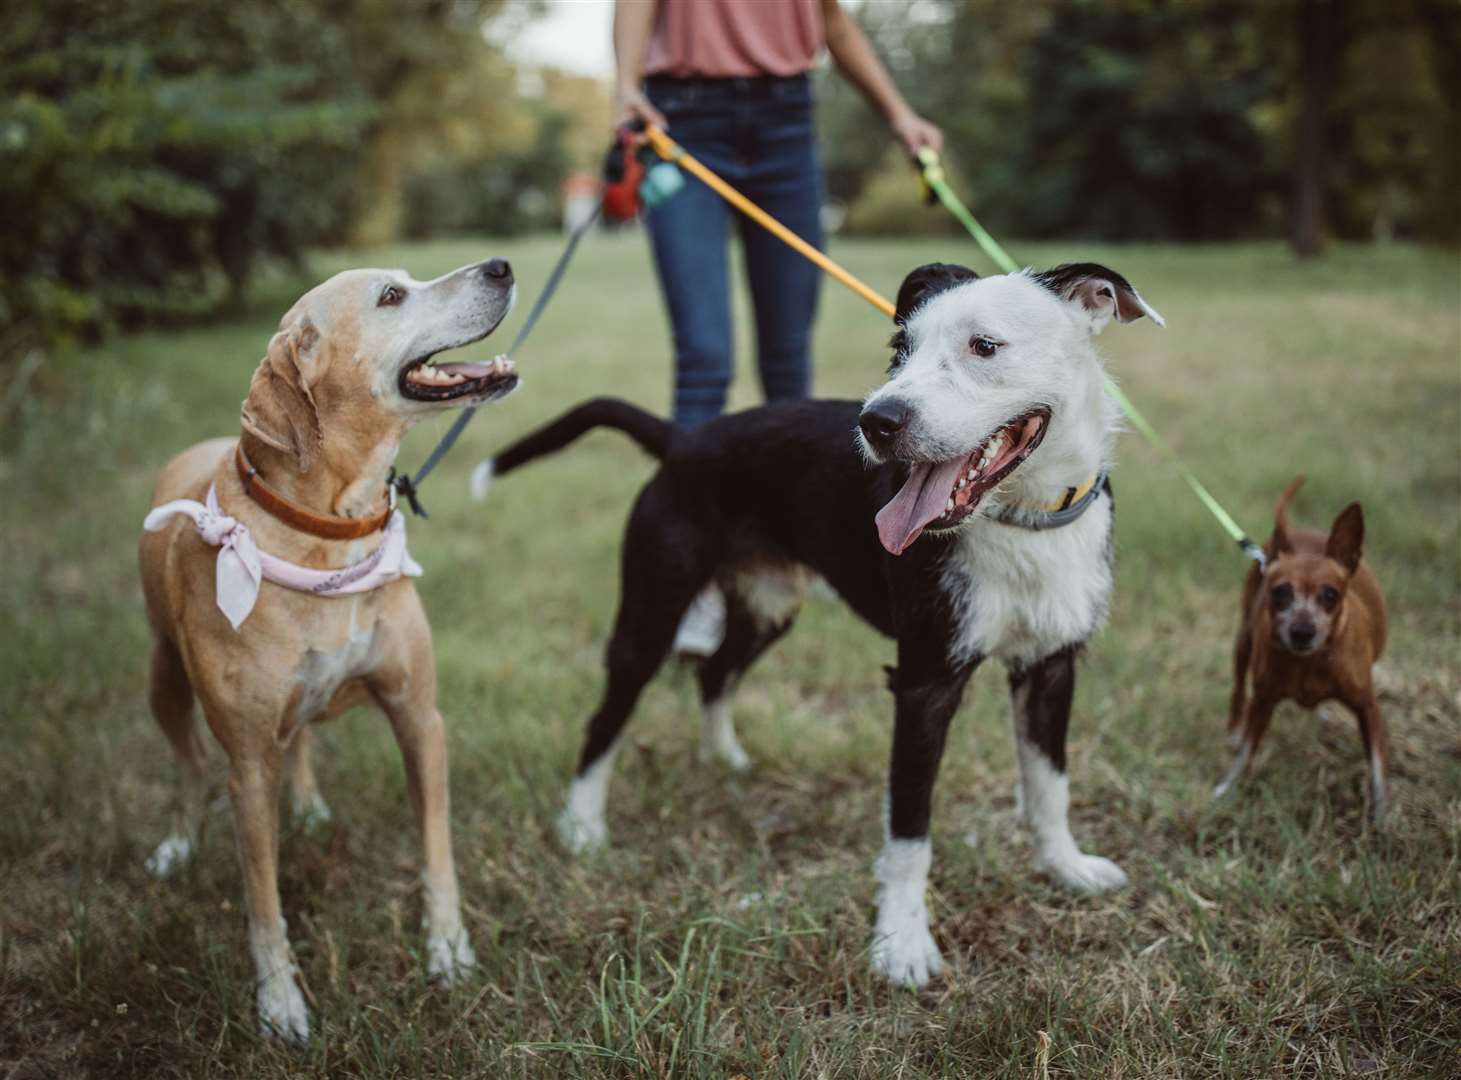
894, 262, 979, 324
1033, 263, 1165, 333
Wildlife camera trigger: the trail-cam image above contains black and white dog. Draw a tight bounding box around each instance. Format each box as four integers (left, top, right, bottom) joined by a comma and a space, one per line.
475, 262, 1164, 986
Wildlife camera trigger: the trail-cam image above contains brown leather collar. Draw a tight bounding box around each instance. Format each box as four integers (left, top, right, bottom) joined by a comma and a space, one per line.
235, 444, 391, 540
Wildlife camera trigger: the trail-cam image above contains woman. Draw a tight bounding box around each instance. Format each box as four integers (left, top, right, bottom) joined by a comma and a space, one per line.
613, 0, 943, 652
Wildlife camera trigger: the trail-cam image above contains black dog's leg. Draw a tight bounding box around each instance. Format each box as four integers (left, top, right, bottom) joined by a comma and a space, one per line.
1008, 646, 1127, 894
558, 487, 712, 853
870, 660, 976, 988
695, 586, 799, 770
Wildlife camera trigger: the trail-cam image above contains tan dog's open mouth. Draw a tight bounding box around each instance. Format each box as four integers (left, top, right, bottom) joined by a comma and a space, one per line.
875, 406, 1051, 555
400, 353, 519, 403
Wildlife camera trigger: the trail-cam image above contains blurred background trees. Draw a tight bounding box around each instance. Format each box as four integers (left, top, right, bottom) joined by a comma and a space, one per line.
1, 0, 1454, 362
819, 0, 1456, 249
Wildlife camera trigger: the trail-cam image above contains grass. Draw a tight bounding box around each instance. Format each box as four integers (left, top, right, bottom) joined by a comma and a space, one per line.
1, 234, 1458, 1078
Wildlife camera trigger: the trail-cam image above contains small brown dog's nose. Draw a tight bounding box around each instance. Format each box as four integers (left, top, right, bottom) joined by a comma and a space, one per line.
1289, 622, 1316, 649
482, 258, 512, 281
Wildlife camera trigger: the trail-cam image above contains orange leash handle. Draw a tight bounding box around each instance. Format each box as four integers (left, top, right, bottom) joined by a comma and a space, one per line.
643, 125, 897, 319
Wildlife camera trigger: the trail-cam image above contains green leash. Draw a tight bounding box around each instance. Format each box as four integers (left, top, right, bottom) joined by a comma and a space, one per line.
914, 147, 1267, 569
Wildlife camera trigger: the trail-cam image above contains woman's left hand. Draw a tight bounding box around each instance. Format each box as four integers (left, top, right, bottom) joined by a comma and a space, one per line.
890, 112, 944, 155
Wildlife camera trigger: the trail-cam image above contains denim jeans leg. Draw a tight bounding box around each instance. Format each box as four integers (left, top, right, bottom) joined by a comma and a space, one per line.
739, 100, 822, 403
645, 166, 734, 429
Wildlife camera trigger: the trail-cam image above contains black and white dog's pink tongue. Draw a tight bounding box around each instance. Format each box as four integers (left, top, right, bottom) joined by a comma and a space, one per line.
875, 459, 964, 556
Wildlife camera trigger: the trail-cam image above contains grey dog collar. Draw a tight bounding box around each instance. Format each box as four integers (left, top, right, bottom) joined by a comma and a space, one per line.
992, 471, 1108, 532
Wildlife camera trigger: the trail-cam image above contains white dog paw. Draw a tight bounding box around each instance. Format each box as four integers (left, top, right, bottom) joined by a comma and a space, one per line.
699, 739, 752, 773
293, 794, 333, 832
426, 931, 477, 986
145, 834, 193, 878
257, 972, 310, 1044
1040, 850, 1129, 895
556, 807, 607, 855
869, 918, 945, 989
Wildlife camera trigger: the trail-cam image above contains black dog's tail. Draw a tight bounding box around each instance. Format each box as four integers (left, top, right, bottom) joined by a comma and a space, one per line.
470, 397, 673, 499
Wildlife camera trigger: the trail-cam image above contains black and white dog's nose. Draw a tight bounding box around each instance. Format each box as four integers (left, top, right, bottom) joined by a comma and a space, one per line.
479, 257, 513, 282
859, 398, 911, 454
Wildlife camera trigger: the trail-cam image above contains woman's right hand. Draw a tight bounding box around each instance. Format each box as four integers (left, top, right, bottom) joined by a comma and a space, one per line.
615, 84, 667, 132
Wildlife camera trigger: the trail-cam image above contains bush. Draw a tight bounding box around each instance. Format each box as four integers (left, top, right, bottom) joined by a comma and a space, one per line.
1, 1, 375, 357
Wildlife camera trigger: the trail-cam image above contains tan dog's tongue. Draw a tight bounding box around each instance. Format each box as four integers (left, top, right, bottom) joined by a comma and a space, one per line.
437, 360, 493, 378
875, 458, 965, 556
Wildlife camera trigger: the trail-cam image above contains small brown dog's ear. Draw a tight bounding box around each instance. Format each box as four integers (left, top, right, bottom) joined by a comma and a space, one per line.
1326, 502, 1365, 575
240, 317, 323, 472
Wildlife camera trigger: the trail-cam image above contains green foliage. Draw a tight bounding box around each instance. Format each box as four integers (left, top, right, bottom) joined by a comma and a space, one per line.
402, 106, 576, 239
0, 1, 377, 349
0, 0, 534, 357
822, 0, 1458, 245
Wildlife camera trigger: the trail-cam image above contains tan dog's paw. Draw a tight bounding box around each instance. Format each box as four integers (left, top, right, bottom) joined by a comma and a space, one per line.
292, 794, 333, 833
426, 931, 477, 985
257, 971, 310, 1044
145, 833, 194, 878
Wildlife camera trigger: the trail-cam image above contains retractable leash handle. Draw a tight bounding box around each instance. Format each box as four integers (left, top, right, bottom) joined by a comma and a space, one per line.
912, 146, 1267, 569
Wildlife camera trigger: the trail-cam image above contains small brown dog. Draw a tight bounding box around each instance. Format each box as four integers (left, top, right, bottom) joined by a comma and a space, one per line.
139, 258, 516, 1041
1214, 476, 1389, 822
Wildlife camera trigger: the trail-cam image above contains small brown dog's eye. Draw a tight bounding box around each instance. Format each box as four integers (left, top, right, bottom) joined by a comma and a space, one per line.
378, 285, 406, 307
1318, 585, 1341, 610
970, 335, 1000, 358
1271, 583, 1294, 609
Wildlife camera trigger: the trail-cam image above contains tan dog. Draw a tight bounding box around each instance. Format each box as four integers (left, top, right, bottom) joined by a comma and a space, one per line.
1214, 476, 1389, 823
138, 258, 516, 1041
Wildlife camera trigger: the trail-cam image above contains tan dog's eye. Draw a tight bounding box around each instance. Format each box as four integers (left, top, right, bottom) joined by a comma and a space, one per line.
1318, 585, 1340, 610
1270, 583, 1294, 609
378, 285, 406, 307
970, 335, 1001, 358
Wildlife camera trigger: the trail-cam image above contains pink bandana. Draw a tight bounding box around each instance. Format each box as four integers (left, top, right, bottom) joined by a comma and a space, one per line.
143, 485, 422, 630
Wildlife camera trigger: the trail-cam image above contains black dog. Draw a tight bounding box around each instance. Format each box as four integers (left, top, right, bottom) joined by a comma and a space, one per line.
477, 262, 1164, 986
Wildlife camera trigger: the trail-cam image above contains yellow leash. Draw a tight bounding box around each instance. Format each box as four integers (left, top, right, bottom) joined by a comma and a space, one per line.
644, 126, 896, 319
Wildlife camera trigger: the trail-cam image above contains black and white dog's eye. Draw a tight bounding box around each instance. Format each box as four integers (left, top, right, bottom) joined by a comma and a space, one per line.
378, 285, 406, 307
970, 335, 1000, 358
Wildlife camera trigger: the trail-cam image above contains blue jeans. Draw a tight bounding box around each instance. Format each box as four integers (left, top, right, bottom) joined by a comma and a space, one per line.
644, 75, 824, 428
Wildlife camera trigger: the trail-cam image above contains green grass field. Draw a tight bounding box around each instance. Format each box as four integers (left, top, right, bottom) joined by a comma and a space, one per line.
2, 235, 1458, 1078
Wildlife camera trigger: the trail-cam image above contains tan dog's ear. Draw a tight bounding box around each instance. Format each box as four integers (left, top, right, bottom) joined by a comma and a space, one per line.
1326, 502, 1365, 575
1267, 473, 1305, 559
241, 318, 323, 472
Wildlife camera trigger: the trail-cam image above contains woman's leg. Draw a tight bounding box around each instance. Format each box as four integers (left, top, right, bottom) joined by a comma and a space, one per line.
645, 157, 734, 428
739, 84, 823, 405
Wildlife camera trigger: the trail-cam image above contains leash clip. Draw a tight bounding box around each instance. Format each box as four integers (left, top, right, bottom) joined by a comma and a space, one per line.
390, 469, 430, 519
1240, 538, 1268, 574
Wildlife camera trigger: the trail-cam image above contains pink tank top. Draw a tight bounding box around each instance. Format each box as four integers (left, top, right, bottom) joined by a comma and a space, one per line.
643, 0, 825, 79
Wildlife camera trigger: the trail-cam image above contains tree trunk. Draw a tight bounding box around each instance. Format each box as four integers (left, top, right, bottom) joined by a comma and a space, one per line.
1290, 0, 1342, 257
